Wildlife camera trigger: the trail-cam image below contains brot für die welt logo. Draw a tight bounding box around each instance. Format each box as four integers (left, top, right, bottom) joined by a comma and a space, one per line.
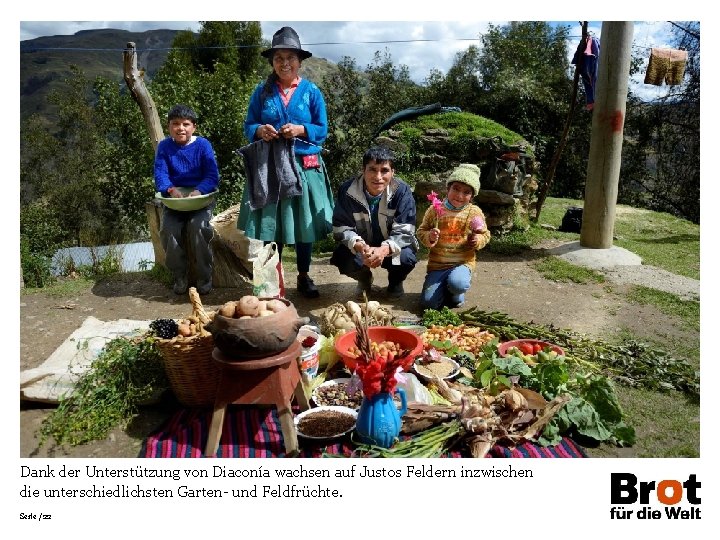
610, 473, 701, 520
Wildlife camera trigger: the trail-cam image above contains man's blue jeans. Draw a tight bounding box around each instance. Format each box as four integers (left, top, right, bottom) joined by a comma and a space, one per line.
420, 265, 472, 310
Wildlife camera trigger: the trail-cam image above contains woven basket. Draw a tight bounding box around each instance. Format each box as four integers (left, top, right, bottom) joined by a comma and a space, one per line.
156, 288, 220, 407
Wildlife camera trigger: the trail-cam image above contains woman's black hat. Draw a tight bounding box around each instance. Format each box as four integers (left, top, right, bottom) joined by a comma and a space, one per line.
261, 26, 312, 62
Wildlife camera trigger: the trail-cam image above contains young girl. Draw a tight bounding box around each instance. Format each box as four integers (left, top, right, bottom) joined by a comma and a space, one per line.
416, 164, 491, 310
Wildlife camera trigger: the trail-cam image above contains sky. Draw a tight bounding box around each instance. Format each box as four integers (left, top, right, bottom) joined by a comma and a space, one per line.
18, 19, 688, 102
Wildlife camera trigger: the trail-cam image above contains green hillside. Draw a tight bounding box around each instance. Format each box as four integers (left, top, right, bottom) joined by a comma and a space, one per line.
21, 29, 184, 124
20, 28, 340, 128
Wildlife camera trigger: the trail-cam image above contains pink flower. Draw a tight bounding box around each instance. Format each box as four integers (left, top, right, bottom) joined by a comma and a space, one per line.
427, 191, 444, 227
470, 215, 485, 233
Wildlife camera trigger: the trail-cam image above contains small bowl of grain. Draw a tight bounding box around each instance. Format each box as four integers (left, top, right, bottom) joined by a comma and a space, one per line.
413, 355, 460, 382
294, 406, 358, 440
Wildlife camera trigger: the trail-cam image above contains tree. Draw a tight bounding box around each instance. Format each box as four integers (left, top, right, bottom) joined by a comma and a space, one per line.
21, 66, 120, 245
477, 23, 575, 167
422, 45, 483, 113
193, 21, 266, 77
321, 51, 422, 188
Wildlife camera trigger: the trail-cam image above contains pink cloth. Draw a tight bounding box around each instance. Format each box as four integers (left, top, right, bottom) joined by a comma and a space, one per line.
276, 77, 301, 107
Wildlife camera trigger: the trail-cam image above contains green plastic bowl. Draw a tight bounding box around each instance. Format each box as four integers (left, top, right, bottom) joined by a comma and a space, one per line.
155, 187, 218, 211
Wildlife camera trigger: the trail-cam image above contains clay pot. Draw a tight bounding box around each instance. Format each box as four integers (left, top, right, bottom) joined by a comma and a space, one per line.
206, 298, 309, 359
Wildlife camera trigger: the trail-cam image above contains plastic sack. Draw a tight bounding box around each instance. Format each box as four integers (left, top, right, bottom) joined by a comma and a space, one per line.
396, 372, 434, 405
252, 242, 285, 298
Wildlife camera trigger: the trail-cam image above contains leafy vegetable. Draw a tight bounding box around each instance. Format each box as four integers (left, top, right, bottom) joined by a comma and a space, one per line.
470, 338, 636, 447
459, 307, 699, 398
422, 306, 462, 327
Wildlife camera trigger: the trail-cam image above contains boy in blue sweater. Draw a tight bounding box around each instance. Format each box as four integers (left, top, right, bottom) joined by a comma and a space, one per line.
154, 104, 220, 295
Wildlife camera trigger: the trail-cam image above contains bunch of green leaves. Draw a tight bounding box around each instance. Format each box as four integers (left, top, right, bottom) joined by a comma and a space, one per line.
473, 340, 531, 394
459, 307, 699, 398
471, 342, 635, 447
421, 306, 462, 327
38, 334, 168, 448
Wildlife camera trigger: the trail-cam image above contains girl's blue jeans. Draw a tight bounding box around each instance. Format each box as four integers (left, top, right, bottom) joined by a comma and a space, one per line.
420, 265, 472, 310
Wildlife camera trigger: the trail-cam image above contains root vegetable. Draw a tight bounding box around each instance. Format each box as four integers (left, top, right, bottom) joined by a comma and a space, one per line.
258, 309, 275, 317
177, 323, 192, 337
345, 301, 362, 320
257, 300, 268, 312
503, 389, 528, 412
236, 295, 260, 317
266, 299, 288, 313
366, 300, 380, 314
219, 302, 236, 318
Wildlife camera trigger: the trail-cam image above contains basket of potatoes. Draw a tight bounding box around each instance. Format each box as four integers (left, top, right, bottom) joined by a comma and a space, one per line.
153, 287, 220, 407
206, 295, 310, 359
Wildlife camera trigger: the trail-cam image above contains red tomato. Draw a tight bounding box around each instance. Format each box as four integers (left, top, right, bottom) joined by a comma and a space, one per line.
519, 343, 534, 355
532, 343, 543, 354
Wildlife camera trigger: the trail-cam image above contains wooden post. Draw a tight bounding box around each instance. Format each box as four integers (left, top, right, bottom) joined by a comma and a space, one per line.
580, 22, 634, 248
122, 42, 164, 151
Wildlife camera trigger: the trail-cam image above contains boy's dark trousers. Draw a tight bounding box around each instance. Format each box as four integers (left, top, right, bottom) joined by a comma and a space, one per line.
160, 203, 215, 289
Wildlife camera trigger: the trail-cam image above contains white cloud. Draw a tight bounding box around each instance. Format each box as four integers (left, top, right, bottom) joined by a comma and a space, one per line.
19, 20, 687, 98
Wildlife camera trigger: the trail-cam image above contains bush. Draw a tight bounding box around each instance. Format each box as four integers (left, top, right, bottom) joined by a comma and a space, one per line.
20, 237, 55, 288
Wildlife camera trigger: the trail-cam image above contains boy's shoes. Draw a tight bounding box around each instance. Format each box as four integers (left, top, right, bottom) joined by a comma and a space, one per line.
386, 282, 405, 299
297, 276, 320, 298
173, 277, 188, 295
197, 281, 213, 295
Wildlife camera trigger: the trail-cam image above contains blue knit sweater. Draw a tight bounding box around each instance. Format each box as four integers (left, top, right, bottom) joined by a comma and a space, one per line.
154, 136, 219, 196
243, 78, 327, 156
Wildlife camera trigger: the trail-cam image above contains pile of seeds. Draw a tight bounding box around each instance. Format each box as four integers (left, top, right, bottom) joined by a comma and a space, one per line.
297, 410, 357, 438
415, 358, 457, 379
313, 381, 363, 409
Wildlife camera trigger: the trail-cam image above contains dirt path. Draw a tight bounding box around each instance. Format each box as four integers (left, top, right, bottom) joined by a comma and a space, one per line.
19, 243, 694, 458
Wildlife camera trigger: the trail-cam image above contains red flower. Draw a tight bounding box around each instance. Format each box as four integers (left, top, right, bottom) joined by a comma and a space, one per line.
301, 336, 317, 348
354, 349, 413, 400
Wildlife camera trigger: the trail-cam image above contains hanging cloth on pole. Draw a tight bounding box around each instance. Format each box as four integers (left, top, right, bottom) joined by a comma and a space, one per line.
644, 48, 688, 86
572, 35, 600, 110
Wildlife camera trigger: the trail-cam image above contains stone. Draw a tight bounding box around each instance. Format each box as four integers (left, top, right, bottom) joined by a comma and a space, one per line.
477, 189, 516, 205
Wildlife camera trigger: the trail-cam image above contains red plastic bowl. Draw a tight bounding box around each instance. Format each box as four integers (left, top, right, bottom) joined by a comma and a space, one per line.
497, 339, 565, 357
334, 326, 424, 371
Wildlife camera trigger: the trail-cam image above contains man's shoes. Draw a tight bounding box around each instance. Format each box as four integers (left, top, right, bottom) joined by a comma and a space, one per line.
386, 282, 405, 299
173, 276, 188, 295
355, 272, 373, 298
197, 281, 213, 295
297, 276, 320, 298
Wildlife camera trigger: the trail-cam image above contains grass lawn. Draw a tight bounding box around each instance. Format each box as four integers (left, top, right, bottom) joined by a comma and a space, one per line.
495, 197, 700, 457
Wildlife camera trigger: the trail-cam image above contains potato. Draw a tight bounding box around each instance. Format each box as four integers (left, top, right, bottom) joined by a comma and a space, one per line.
219, 301, 236, 318
177, 323, 192, 337
236, 295, 260, 317
266, 299, 288, 313
257, 300, 268, 312
258, 309, 275, 317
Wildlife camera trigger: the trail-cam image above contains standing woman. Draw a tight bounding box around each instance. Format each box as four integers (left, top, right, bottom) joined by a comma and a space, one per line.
238, 26, 334, 298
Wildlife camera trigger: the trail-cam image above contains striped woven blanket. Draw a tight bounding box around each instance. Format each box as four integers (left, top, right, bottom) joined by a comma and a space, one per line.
140, 406, 587, 458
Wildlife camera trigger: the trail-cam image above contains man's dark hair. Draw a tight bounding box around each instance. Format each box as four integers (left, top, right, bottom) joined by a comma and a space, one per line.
362, 146, 395, 169
167, 104, 198, 124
